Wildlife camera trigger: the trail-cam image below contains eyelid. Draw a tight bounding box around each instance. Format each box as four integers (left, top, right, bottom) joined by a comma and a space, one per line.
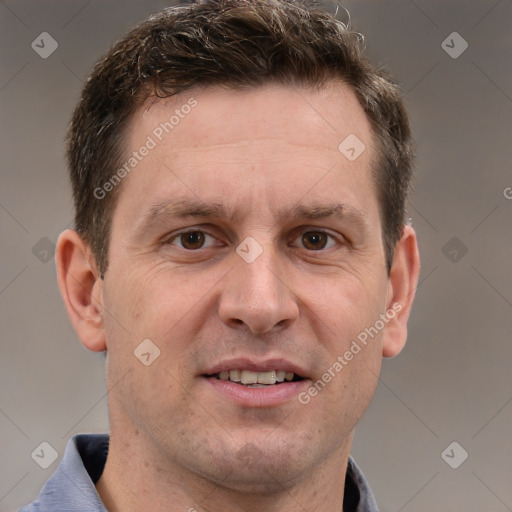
163, 227, 224, 249
289, 228, 341, 250
161, 225, 344, 251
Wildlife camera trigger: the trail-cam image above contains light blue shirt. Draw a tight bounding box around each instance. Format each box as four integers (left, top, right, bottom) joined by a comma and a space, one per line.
20, 434, 379, 511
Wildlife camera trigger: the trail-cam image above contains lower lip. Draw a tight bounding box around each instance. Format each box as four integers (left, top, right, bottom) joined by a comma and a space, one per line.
203, 377, 310, 407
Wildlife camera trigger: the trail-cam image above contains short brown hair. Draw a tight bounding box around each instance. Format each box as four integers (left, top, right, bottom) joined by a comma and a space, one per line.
67, 0, 413, 276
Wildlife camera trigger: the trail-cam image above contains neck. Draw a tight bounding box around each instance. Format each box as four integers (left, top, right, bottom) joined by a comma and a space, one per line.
95, 428, 353, 512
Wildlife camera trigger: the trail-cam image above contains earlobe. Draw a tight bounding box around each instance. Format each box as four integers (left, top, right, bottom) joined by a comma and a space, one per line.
55, 229, 107, 352
382, 225, 420, 358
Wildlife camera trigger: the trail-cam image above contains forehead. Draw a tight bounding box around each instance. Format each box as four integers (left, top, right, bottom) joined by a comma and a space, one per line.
134, 82, 372, 153
114, 82, 378, 230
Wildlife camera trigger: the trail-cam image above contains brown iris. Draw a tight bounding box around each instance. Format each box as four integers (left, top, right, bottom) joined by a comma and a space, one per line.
180, 231, 205, 249
301, 231, 328, 250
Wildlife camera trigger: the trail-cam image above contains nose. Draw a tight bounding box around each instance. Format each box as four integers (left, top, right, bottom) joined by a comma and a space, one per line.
218, 242, 299, 335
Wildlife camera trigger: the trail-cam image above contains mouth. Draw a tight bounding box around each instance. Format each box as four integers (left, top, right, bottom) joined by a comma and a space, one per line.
204, 369, 305, 387
201, 361, 310, 407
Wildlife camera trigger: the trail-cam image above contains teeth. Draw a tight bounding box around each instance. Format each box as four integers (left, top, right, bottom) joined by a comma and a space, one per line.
276, 370, 286, 382
215, 369, 298, 385
240, 370, 258, 384
257, 371, 276, 385
229, 370, 241, 382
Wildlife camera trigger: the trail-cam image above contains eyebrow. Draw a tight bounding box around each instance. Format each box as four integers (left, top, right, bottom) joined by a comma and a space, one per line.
135, 198, 367, 236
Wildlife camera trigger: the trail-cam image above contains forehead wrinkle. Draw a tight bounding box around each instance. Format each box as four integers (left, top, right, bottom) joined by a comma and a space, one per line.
152, 139, 343, 161
135, 196, 369, 238
286, 202, 369, 230
137, 198, 245, 230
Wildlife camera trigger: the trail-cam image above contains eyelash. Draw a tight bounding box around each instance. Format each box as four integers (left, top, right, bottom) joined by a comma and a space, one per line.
164, 228, 341, 251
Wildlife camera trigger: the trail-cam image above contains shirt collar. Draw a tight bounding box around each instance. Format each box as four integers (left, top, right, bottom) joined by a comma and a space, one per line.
21, 434, 378, 512
20, 434, 108, 512
346, 456, 380, 512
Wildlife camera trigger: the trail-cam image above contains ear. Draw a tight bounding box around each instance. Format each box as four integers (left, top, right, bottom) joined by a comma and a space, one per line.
382, 225, 420, 358
55, 229, 107, 352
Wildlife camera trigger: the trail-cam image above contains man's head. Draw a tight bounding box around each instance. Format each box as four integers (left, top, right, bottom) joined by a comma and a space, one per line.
66, 0, 413, 277
56, 0, 420, 505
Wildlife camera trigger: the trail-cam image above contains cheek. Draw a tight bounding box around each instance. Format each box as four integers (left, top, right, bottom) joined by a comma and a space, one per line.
313, 332, 383, 438
101, 268, 201, 436
102, 263, 218, 405
308, 272, 386, 404
308, 271, 387, 341
104, 263, 205, 338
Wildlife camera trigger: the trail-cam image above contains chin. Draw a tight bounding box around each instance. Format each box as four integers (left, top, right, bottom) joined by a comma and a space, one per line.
194, 437, 314, 493
213, 461, 306, 494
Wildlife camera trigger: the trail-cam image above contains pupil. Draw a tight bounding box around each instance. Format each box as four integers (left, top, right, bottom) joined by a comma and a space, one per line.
303, 232, 326, 250
182, 231, 205, 249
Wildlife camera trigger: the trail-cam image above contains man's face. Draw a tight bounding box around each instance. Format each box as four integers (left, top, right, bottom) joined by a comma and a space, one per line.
101, 83, 392, 490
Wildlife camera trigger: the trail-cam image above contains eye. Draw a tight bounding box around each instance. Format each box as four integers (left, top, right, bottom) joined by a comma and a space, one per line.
167, 230, 219, 250
291, 230, 338, 251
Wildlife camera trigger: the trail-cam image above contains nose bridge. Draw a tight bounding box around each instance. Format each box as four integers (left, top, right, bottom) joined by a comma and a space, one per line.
219, 236, 298, 334
241, 242, 282, 298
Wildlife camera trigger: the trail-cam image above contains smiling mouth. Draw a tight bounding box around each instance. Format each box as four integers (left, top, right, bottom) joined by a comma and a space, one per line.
204, 369, 305, 387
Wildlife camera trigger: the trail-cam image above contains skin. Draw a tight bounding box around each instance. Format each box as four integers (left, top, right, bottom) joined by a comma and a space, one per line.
56, 82, 420, 512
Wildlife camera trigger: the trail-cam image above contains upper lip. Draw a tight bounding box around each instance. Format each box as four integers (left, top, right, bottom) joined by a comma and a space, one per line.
203, 358, 309, 378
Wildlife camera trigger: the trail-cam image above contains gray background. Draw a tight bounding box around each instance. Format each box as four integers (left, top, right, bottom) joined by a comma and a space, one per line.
1, 1, 511, 511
